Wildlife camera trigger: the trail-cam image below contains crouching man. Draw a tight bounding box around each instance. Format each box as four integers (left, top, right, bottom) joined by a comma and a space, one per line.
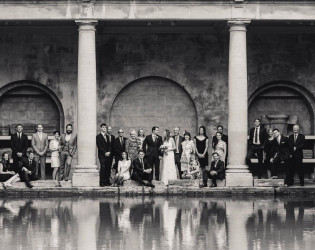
131, 150, 155, 188
201, 152, 225, 188
15, 149, 37, 188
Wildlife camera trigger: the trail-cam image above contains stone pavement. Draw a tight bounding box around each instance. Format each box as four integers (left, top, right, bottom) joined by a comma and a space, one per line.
0, 179, 315, 198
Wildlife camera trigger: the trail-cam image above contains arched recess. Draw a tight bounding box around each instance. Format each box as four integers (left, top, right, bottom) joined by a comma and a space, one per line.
0, 80, 65, 135
248, 81, 315, 135
109, 76, 198, 135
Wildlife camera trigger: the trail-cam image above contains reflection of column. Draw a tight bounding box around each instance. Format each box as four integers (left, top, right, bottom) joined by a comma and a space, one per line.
226, 201, 252, 250
72, 19, 99, 187
226, 20, 253, 186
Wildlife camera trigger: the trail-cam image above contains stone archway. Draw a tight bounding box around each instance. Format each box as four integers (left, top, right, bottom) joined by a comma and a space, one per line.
0, 81, 65, 135
110, 76, 197, 135
248, 81, 315, 135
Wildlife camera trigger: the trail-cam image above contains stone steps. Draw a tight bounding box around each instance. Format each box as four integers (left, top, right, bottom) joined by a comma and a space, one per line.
254, 179, 284, 187
0, 180, 72, 189
168, 179, 226, 187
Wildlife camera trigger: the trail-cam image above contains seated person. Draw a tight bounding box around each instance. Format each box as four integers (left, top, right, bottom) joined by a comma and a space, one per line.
112, 152, 131, 187
15, 149, 37, 188
182, 155, 201, 179
202, 152, 225, 187
131, 150, 155, 188
0, 152, 20, 188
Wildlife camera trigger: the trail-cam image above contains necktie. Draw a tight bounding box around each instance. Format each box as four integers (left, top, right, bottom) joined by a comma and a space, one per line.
254, 127, 258, 144
103, 134, 107, 142
278, 137, 280, 145
29, 160, 32, 166
175, 136, 179, 153
18, 133, 21, 141
108, 135, 111, 143
153, 135, 156, 142
294, 134, 297, 143
120, 137, 123, 147
140, 158, 144, 169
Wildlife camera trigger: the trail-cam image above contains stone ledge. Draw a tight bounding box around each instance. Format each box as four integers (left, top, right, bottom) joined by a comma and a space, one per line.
254, 179, 284, 187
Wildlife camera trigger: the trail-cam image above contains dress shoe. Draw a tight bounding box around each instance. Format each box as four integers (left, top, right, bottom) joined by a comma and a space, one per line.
210, 183, 217, 188
270, 176, 278, 179
65, 177, 69, 181
26, 183, 33, 188
200, 184, 207, 188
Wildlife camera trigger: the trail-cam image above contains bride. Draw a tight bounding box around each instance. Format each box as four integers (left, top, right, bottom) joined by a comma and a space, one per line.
160, 129, 178, 185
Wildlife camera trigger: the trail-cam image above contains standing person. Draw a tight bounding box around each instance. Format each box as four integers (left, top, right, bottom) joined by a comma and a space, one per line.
180, 132, 195, 177
137, 129, 146, 150
113, 128, 127, 173
270, 128, 292, 186
213, 132, 227, 164
173, 127, 184, 179
142, 126, 163, 181
131, 150, 155, 188
194, 126, 209, 170
212, 125, 228, 160
111, 152, 131, 187
10, 124, 29, 168
246, 118, 268, 179
107, 126, 115, 167
202, 152, 225, 188
59, 124, 77, 181
160, 129, 177, 185
31, 124, 48, 180
49, 131, 61, 181
288, 125, 305, 186
96, 123, 112, 186
263, 128, 275, 179
125, 129, 139, 162
0, 152, 19, 188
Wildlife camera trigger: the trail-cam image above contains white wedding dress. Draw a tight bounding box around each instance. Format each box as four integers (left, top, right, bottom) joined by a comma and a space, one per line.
161, 138, 178, 185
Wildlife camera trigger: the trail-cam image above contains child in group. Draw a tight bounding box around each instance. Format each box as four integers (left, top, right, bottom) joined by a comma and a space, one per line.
182, 155, 201, 179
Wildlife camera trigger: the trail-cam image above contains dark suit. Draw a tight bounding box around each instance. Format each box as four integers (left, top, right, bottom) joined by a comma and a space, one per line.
131, 157, 153, 185
271, 135, 292, 184
203, 160, 225, 185
113, 136, 127, 170
142, 134, 162, 180
172, 135, 184, 179
96, 133, 112, 186
10, 132, 29, 168
15, 157, 37, 185
107, 134, 115, 168
246, 126, 268, 178
212, 133, 228, 158
288, 133, 305, 185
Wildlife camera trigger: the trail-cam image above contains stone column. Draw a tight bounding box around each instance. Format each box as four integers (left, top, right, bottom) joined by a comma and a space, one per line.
72, 19, 99, 187
226, 20, 253, 186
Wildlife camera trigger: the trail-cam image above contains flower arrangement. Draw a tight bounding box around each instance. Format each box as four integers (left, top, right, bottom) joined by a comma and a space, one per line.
160, 145, 168, 155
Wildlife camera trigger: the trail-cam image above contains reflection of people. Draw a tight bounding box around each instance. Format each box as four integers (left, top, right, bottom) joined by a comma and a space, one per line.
213, 132, 227, 164
202, 152, 225, 187
31, 124, 48, 180
131, 150, 155, 188
0, 152, 19, 188
49, 130, 61, 181
194, 126, 209, 170
112, 152, 131, 186
180, 132, 195, 176
246, 119, 268, 179
10, 124, 29, 168
288, 125, 305, 186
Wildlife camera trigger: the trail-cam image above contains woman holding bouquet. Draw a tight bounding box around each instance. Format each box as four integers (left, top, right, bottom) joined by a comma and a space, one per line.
160, 129, 177, 185
180, 132, 196, 177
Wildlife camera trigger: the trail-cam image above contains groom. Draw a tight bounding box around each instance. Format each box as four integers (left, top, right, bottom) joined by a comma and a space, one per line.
142, 126, 162, 180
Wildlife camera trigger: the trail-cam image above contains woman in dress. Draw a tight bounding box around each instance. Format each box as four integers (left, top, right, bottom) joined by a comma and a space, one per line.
160, 129, 177, 185
182, 154, 201, 179
180, 132, 196, 177
137, 129, 145, 150
213, 132, 227, 164
49, 130, 61, 180
0, 152, 19, 188
263, 128, 275, 179
194, 126, 209, 170
125, 129, 139, 162
112, 151, 131, 186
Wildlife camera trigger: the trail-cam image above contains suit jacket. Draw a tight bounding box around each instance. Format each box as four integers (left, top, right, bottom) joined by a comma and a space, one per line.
60, 133, 77, 155
288, 133, 305, 159
132, 157, 152, 174
10, 133, 29, 157
272, 135, 291, 162
172, 135, 184, 155
31, 132, 49, 155
248, 126, 268, 146
210, 160, 225, 179
212, 134, 228, 156
113, 137, 127, 158
96, 133, 111, 159
21, 157, 36, 175
143, 134, 163, 157
107, 134, 116, 155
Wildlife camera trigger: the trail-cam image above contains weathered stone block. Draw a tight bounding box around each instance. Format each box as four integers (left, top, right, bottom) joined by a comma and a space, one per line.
168, 179, 200, 187
254, 179, 284, 187
72, 166, 99, 187
226, 173, 253, 187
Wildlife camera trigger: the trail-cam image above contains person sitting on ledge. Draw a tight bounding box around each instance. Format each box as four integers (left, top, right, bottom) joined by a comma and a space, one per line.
131, 150, 155, 188
15, 149, 37, 188
201, 152, 225, 188
0, 152, 20, 189
182, 154, 200, 180
111, 151, 131, 187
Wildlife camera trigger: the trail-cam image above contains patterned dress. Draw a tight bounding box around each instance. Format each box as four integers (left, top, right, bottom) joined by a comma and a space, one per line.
125, 138, 139, 161
180, 140, 195, 171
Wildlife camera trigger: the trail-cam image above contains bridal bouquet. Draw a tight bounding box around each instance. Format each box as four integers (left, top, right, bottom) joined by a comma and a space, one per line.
160, 145, 168, 155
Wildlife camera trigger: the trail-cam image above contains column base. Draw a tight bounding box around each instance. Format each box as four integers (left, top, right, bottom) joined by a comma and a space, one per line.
72, 165, 99, 187
225, 172, 253, 187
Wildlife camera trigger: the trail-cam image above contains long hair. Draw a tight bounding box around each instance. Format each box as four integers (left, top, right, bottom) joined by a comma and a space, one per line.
198, 126, 208, 138
138, 129, 145, 137
1, 152, 10, 170
163, 129, 171, 142
213, 132, 222, 149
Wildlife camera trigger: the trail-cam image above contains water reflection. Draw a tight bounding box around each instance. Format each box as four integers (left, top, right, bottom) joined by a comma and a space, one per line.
0, 197, 314, 250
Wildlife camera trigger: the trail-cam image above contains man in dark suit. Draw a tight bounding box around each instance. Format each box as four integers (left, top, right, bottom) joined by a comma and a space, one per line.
96, 123, 112, 186
113, 128, 127, 172
142, 126, 163, 181
246, 118, 268, 179
14, 149, 37, 188
202, 152, 225, 187
173, 127, 184, 179
131, 150, 155, 188
212, 125, 228, 161
107, 126, 115, 168
288, 125, 305, 186
10, 124, 29, 168
270, 128, 292, 186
